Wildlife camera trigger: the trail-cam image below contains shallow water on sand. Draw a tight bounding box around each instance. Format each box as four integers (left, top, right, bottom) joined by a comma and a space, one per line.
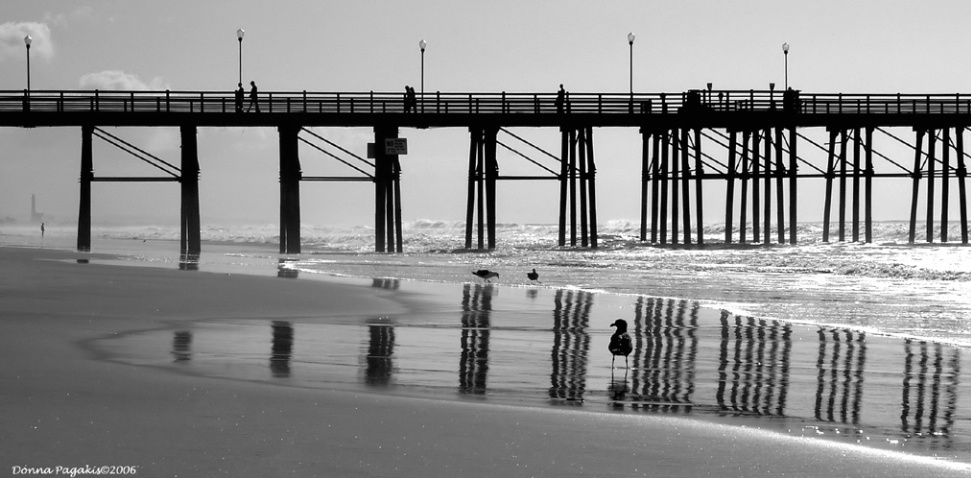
98, 277, 971, 464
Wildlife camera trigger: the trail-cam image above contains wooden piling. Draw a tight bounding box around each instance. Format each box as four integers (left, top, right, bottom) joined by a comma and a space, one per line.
651, 132, 660, 244
864, 127, 874, 243
927, 129, 936, 243
942, 128, 951, 243
788, 126, 798, 245
670, 129, 680, 244
838, 130, 848, 242
908, 129, 924, 244
585, 126, 599, 248
485, 127, 498, 250
558, 127, 568, 247
77, 125, 93, 252
958, 128, 968, 243
763, 127, 772, 246
579, 127, 588, 247
774, 126, 785, 244
180, 125, 201, 256
823, 128, 837, 243
740, 130, 750, 244
752, 130, 761, 243
569, 128, 578, 246
465, 128, 478, 250
279, 124, 301, 254
852, 127, 861, 243
660, 130, 669, 244
694, 128, 704, 246
725, 130, 737, 244
640, 129, 650, 242
680, 128, 692, 245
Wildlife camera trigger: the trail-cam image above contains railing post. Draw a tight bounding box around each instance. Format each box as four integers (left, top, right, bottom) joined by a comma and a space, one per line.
166, 90, 170, 113
95, 89, 100, 112
370, 91, 374, 113
437, 91, 441, 113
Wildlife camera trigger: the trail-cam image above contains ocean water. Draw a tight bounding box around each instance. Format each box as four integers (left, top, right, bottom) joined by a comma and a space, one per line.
9, 220, 971, 463
8, 219, 971, 346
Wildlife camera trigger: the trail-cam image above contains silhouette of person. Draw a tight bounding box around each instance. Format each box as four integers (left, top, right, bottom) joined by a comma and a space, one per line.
247, 81, 260, 113
235, 83, 244, 113
41, 222, 44, 238
555, 84, 565, 114
404, 86, 412, 113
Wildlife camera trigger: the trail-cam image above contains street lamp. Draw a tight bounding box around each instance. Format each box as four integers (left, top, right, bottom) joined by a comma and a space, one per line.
419, 39, 426, 113
627, 32, 635, 94
237, 28, 245, 85
419, 39, 426, 94
24, 35, 32, 93
628, 32, 635, 113
782, 42, 789, 90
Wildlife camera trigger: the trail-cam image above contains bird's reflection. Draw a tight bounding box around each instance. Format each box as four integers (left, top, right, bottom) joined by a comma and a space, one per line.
363, 318, 396, 386
270, 321, 293, 378
277, 259, 299, 279
549, 289, 592, 404
172, 331, 192, 363
608, 369, 630, 410
460, 283, 492, 394
716, 312, 792, 416
630, 298, 699, 413
901, 339, 960, 448
814, 328, 866, 424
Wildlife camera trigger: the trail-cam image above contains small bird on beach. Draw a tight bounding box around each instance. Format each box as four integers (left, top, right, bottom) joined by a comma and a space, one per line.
527, 268, 541, 283
472, 269, 499, 282
609, 319, 634, 369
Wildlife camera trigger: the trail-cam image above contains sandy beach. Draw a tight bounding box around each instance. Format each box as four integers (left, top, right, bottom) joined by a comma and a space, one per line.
2, 243, 970, 478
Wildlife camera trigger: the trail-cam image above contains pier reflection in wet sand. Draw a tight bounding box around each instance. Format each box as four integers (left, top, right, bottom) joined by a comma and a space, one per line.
902, 339, 961, 451
549, 289, 592, 404
459, 284, 491, 395
717, 313, 792, 416
628, 297, 699, 413
270, 321, 293, 378
126, 279, 971, 462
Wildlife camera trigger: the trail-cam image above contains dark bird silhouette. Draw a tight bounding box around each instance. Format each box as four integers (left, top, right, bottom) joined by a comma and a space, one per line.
609, 319, 634, 369
472, 269, 499, 282
527, 268, 540, 283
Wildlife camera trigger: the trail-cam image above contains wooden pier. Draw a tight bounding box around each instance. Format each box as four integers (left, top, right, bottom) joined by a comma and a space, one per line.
2, 88, 969, 252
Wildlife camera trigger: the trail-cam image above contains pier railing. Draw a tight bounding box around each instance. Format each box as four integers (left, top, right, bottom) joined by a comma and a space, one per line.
4, 89, 971, 117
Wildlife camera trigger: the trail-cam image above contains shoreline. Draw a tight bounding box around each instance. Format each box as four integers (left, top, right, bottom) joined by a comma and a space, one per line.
0, 239, 969, 476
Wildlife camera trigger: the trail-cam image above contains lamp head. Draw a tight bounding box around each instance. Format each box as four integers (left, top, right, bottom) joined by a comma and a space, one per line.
782, 42, 789, 54
419, 39, 426, 52
627, 32, 635, 45
24, 35, 32, 48
237, 28, 245, 41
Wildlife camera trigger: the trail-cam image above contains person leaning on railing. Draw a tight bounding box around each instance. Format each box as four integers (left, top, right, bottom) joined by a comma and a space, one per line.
784, 88, 801, 113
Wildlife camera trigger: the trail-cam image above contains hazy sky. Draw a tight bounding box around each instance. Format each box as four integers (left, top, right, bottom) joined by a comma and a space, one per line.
2, 1, 970, 229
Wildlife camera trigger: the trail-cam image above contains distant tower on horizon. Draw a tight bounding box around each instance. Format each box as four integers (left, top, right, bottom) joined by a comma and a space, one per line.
30, 194, 45, 223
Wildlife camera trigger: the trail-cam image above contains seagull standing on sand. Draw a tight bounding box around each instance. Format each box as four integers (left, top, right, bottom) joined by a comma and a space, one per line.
609, 319, 634, 369
472, 269, 499, 282
527, 268, 541, 283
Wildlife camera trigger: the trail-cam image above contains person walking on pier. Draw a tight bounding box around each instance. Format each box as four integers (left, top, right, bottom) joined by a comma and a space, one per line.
404, 86, 413, 113
247, 81, 260, 113
555, 84, 566, 114
235, 83, 244, 113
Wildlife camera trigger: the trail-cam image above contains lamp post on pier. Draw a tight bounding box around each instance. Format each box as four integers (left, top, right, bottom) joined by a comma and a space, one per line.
628, 32, 635, 112
237, 28, 245, 85
782, 42, 789, 90
419, 39, 427, 112
24, 35, 32, 93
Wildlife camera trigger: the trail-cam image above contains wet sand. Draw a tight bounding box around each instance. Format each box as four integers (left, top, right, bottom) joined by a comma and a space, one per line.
2, 244, 970, 477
